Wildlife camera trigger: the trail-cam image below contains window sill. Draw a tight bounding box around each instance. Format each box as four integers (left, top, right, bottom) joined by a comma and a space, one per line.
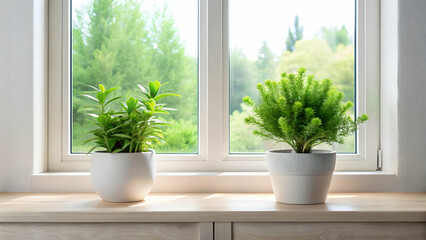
0, 192, 424, 222
31, 171, 397, 193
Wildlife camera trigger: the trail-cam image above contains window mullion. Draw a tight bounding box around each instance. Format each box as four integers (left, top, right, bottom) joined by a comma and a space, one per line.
206, 0, 225, 170
198, 0, 208, 162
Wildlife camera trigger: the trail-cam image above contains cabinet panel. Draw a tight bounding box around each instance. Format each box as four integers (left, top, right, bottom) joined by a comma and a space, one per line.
0, 223, 204, 240
233, 222, 426, 240
214, 222, 232, 240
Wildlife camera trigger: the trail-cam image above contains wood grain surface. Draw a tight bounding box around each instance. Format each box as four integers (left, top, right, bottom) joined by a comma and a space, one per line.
0, 193, 425, 222
215, 222, 232, 240
233, 222, 426, 240
0, 223, 201, 240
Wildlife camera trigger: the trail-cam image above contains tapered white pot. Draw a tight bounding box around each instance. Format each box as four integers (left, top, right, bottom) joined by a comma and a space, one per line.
91, 150, 156, 203
266, 149, 336, 204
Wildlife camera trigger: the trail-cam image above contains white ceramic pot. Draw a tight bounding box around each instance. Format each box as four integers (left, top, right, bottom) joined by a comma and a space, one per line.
266, 149, 336, 204
91, 150, 156, 203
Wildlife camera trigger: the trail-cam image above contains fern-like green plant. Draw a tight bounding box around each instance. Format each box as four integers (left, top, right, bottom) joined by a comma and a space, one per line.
243, 68, 368, 153
83, 81, 181, 153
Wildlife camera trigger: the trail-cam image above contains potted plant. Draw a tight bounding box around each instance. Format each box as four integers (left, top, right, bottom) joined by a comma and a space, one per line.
84, 81, 180, 202
243, 68, 368, 204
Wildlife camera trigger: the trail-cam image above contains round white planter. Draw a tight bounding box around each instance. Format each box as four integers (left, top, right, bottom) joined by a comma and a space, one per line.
266, 149, 336, 204
90, 150, 156, 203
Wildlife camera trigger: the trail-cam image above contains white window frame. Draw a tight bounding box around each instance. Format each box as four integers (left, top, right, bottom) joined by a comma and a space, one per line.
48, 0, 380, 172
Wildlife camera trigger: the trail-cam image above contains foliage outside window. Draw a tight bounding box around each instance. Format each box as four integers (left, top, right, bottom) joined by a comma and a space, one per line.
229, 0, 356, 154
72, 0, 198, 154
72, 0, 357, 156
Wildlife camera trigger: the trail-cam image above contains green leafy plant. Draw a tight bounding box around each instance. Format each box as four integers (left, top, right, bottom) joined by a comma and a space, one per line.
243, 68, 368, 153
83, 81, 181, 153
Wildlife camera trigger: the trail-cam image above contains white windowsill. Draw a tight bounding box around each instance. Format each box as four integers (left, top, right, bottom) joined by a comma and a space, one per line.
31, 171, 397, 193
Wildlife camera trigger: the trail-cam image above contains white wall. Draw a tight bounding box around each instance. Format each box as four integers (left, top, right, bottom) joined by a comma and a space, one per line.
396, 0, 426, 191
33, 0, 48, 175
0, 0, 34, 192
381, 0, 398, 174
0, 0, 425, 192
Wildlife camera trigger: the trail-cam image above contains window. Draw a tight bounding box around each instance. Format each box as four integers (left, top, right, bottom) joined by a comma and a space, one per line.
229, 0, 357, 154
48, 0, 379, 172
70, 0, 199, 155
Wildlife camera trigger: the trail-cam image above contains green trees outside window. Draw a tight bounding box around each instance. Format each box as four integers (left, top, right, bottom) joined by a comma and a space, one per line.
72, 0, 356, 155
229, 0, 356, 153
72, 0, 198, 153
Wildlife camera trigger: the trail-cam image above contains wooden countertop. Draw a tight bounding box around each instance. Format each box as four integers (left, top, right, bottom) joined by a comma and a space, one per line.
0, 193, 425, 223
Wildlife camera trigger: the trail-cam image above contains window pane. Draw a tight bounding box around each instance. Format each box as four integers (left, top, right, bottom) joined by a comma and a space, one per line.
71, 0, 198, 153
229, 0, 356, 154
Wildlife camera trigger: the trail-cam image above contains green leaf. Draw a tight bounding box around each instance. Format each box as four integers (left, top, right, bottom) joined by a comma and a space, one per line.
85, 105, 101, 108
143, 99, 156, 111
97, 114, 111, 126
112, 134, 133, 139
123, 97, 139, 115
150, 119, 170, 124
162, 107, 177, 111
153, 93, 181, 102
105, 122, 130, 133
85, 85, 99, 91
99, 84, 105, 93
154, 109, 169, 114
87, 145, 101, 154
82, 137, 98, 145
112, 142, 131, 153
138, 84, 150, 97
96, 92, 106, 104
108, 138, 117, 149
149, 80, 161, 97
119, 103, 128, 112
103, 135, 111, 152
104, 87, 118, 96
105, 96, 121, 106
83, 94, 100, 103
